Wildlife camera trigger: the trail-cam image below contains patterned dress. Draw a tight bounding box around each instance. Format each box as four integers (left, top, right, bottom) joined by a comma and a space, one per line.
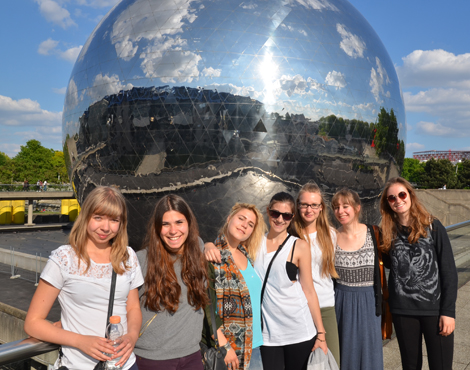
334, 229, 383, 370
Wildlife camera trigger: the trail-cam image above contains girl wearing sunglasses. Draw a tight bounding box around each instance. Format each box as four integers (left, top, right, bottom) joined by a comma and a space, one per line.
380, 177, 457, 370
256, 192, 327, 370
292, 183, 340, 367
332, 188, 383, 370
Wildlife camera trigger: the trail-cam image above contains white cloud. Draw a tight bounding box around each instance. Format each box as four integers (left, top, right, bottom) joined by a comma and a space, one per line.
290, 0, 338, 11
406, 142, 425, 151
370, 57, 390, 103
88, 74, 134, 101
280, 75, 309, 96
0, 143, 21, 157
38, 38, 59, 55
397, 49, 470, 89
35, 0, 76, 29
325, 70, 346, 89
38, 39, 82, 63
60, 46, 83, 62
336, 24, 365, 59
0, 95, 62, 127
53, 87, 67, 94
415, 121, 458, 137
240, 2, 257, 9
202, 67, 222, 78
64, 78, 79, 110
75, 0, 120, 8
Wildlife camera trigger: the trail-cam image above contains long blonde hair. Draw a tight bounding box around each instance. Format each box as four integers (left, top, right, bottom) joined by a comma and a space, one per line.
380, 177, 433, 252
220, 203, 266, 261
69, 186, 129, 274
294, 183, 338, 279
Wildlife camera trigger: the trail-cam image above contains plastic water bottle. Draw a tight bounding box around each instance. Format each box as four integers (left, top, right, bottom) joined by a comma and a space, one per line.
105, 316, 124, 369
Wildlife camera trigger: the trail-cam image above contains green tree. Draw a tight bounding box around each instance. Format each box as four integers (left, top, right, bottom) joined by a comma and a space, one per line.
12, 140, 56, 182
457, 159, 470, 188
401, 158, 425, 184
421, 158, 457, 189
372, 107, 404, 168
0, 152, 13, 183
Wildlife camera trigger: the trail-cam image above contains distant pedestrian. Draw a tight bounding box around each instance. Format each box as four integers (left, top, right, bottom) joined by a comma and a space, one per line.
23, 179, 29, 191
443, 184, 447, 190
43, 180, 48, 191
36, 180, 40, 192
39, 181, 43, 192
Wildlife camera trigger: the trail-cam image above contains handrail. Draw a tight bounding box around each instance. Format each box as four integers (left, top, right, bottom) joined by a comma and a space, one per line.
445, 219, 470, 232
0, 338, 58, 366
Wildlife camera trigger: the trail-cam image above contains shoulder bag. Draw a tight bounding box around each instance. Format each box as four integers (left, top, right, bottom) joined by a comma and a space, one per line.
372, 225, 393, 340
200, 287, 228, 370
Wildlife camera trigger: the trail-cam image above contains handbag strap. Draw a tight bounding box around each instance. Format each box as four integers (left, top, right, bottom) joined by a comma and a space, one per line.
105, 269, 117, 335
260, 234, 291, 330
206, 287, 220, 347
372, 225, 389, 300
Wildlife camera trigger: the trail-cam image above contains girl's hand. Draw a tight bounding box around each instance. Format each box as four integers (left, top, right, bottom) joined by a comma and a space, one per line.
112, 333, 138, 367
224, 346, 239, 370
204, 242, 222, 263
439, 315, 455, 336
75, 335, 116, 362
312, 336, 328, 355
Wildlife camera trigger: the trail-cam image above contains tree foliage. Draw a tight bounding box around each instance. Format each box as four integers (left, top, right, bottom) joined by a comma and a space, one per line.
0, 140, 68, 184
420, 158, 457, 189
401, 158, 425, 184
458, 159, 470, 188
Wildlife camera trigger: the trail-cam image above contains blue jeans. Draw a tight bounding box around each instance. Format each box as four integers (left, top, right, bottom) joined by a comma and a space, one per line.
248, 347, 263, 370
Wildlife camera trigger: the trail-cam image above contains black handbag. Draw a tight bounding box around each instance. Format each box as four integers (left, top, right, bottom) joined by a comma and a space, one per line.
58, 270, 117, 370
200, 288, 227, 370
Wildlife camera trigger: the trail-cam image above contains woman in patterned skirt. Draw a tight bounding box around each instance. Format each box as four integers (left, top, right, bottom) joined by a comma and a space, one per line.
332, 188, 383, 370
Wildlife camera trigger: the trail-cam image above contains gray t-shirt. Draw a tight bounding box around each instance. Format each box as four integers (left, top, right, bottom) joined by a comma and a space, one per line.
134, 249, 204, 360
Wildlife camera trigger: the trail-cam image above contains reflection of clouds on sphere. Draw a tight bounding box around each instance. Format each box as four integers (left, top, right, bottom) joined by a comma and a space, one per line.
62, 0, 405, 247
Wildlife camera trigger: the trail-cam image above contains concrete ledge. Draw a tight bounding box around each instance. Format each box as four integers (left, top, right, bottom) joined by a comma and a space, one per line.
0, 248, 48, 273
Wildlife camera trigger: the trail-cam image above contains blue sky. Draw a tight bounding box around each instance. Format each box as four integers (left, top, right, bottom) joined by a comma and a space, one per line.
1, 0, 469, 158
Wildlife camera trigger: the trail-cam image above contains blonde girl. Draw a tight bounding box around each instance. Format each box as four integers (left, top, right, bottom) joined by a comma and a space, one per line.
25, 186, 143, 370
293, 182, 340, 366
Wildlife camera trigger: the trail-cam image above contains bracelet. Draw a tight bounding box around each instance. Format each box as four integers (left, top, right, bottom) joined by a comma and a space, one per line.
317, 331, 326, 334
223, 342, 232, 351
316, 337, 326, 342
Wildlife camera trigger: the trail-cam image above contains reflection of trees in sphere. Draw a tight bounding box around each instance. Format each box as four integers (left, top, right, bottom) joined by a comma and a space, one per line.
62, 0, 405, 248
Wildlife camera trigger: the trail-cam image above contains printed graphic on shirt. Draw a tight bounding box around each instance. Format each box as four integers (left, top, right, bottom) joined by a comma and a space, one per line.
391, 234, 440, 304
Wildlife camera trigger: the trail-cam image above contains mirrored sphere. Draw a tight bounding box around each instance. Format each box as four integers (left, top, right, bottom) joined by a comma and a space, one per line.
63, 0, 406, 247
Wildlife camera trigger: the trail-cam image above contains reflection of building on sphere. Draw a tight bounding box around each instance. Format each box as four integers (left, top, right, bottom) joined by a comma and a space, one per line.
62, 0, 406, 248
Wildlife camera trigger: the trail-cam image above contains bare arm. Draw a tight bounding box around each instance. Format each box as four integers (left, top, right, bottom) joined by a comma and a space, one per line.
204, 242, 222, 263
25, 279, 116, 361
114, 288, 142, 366
295, 239, 328, 354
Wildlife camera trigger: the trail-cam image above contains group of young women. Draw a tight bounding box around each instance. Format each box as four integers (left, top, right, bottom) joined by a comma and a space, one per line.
24, 177, 458, 370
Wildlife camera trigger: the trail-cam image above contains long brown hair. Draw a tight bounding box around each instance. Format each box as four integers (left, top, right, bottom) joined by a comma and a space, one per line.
294, 183, 338, 279
68, 186, 129, 274
220, 203, 266, 261
380, 177, 432, 252
142, 194, 209, 314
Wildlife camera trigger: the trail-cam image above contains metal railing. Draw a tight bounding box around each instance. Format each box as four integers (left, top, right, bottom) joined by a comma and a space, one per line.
1, 218, 470, 367
0, 184, 72, 192
0, 338, 58, 366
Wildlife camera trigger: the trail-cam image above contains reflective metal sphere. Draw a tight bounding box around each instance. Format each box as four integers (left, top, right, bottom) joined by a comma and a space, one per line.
63, 0, 405, 247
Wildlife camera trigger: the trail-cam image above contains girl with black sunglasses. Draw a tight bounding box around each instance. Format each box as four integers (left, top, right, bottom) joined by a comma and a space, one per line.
256, 192, 328, 370
380, 177, 457, 370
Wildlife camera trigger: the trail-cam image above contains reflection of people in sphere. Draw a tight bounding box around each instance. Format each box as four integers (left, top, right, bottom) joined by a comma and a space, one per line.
24, 186, 143, 370
380, 177, 457, 370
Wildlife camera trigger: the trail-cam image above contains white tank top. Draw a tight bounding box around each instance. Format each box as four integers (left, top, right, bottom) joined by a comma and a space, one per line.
255, 234, 316, 346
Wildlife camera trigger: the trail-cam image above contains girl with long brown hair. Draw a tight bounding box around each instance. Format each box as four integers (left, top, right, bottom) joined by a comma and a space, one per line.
332, 188, 383, 370
380, 177, 457, 370
135, 194, 236, 370
293, 182, 340, 366
25, 186, 143, 370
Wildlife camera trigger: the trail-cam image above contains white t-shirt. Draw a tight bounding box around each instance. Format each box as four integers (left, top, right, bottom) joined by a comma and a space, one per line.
255, 235, 316, 346
40, 245, 144, 370
309, 228, 336, 308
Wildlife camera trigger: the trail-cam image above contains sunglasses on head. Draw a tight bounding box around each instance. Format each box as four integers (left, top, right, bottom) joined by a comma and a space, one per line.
268, 209, 294, 221
387, 191, 407, 203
